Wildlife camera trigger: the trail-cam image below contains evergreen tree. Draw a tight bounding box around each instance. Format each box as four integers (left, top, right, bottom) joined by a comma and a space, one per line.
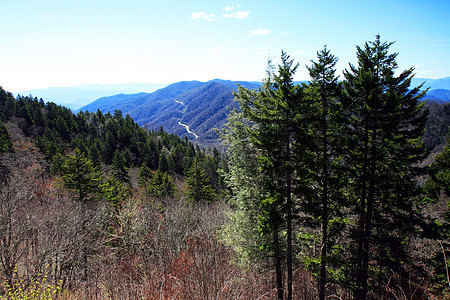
138, 163, 154, 186
426, 134, 450, 200
147, 169, 175, 198
62, 148, 103, 203
220, 104, 274, 266
186, 158, 216, 203
144, 136, 159, 170
343, 35, 428, 299
112, 150, 130, 183
101, 177, 131, 210
103, 128, 117, 164
0, 87, 15, 121
425, 134, 450, 294
222, 52, 311, 300
88, 139, 102, 167
306, 46, 346, 299
158, 153, 169, 173
0, 121, 12, 153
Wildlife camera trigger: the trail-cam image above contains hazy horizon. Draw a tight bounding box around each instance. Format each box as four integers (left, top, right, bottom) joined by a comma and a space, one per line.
2, 0, 449, 92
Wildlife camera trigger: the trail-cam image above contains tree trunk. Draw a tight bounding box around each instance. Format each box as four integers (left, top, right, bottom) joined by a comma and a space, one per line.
287, 183, 292, 300
274, 227, 284, 300
355, 118, 369, 300
360, 127, 378, 300
319, 82, 329, 300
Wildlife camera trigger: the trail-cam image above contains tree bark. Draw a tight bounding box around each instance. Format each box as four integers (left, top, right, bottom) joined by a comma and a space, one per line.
319, 84, 329, 300
274, 227, 284, 300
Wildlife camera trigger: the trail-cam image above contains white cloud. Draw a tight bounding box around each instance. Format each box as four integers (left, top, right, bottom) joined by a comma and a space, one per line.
191, 12, 216, 22
249, 29, 271, 36
224, 4, 241, 11
223, 10, 250, 19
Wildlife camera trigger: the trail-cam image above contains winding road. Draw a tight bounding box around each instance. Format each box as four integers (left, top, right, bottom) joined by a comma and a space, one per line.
175, 99, 198, 139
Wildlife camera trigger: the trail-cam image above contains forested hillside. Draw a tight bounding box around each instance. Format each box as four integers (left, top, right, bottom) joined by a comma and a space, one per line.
77, 79, 262, 146
219, 38, 449, 300
0, 36, 449, 300
0, 85, 236, 298
77, 78, 449, 150
0, 87, 223, 182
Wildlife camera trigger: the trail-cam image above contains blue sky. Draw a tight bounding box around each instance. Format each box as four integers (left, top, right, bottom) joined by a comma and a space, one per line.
1, 0, 449, 92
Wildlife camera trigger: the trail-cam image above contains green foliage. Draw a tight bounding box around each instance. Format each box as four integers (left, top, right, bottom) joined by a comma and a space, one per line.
49, 153, 65, 175
0, 121, 13, 153
146, 169, 176, 198
0, 87, 222, 185
186, 158, 216, 203
219, 106, 273, 265
35, 128, 64, 160
221, 52, 312, 299
111, 150, 130, 183
425, 135, 450, 295
0, 87, 15, 121
342, 35, 429, 297
62, 148, 103, 203
222, 39, 433, 299
306, 46, 348, 299
138, 163, 154, 186
100, 177, 131, 210
426, 134, 450, 200
158, 152, 169, 173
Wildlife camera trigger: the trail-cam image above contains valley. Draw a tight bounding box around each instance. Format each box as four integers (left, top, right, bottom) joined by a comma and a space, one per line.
175, 98, 199, 138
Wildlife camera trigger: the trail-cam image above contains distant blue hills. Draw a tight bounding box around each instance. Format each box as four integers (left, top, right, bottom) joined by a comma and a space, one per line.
73, 78, 448, 145
15, 77, 449, 145
410, 76, 450, 91
18, 77, 450, 111
77, 79, 263, 145
410, 77, 450, 102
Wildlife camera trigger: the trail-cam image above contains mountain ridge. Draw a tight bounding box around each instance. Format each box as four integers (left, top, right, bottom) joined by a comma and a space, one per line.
77, 79, 262, 146
77, 78, 449, 146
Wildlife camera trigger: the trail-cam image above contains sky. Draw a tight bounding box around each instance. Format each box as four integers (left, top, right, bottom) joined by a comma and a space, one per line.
1, 0, 449, 93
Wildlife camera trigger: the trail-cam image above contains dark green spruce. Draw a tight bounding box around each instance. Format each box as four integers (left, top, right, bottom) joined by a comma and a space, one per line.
343, 35, 429, 299
306, 46, 344, 300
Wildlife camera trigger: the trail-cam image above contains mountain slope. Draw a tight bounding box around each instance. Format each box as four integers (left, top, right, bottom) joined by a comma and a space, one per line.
78, 81, 206, 116
80, 93, 150, 113
423, 89, 450, 103
77, 78, 449, 147
410, 77, 450, 90
78, 79, 261, 145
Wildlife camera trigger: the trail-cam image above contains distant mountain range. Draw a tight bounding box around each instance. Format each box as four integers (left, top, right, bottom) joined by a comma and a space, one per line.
17, 77, 449, 146
17, 77, 450, 111
75, 77, 449, 146
77, 79, 262, 146
410, 77, 450, 91
410, 77, 450, 102
18, 83, 168, 110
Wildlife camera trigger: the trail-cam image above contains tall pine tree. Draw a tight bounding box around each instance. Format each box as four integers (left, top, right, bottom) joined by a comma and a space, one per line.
307, 46, 347, 300
223, 52, 311, 300
343, 35, 428, 299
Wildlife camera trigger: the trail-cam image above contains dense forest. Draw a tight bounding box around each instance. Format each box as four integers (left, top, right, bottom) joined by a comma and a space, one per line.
0, 36, 449, 300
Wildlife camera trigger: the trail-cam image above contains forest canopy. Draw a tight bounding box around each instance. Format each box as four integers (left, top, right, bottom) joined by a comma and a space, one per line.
0, 35, 449, 299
